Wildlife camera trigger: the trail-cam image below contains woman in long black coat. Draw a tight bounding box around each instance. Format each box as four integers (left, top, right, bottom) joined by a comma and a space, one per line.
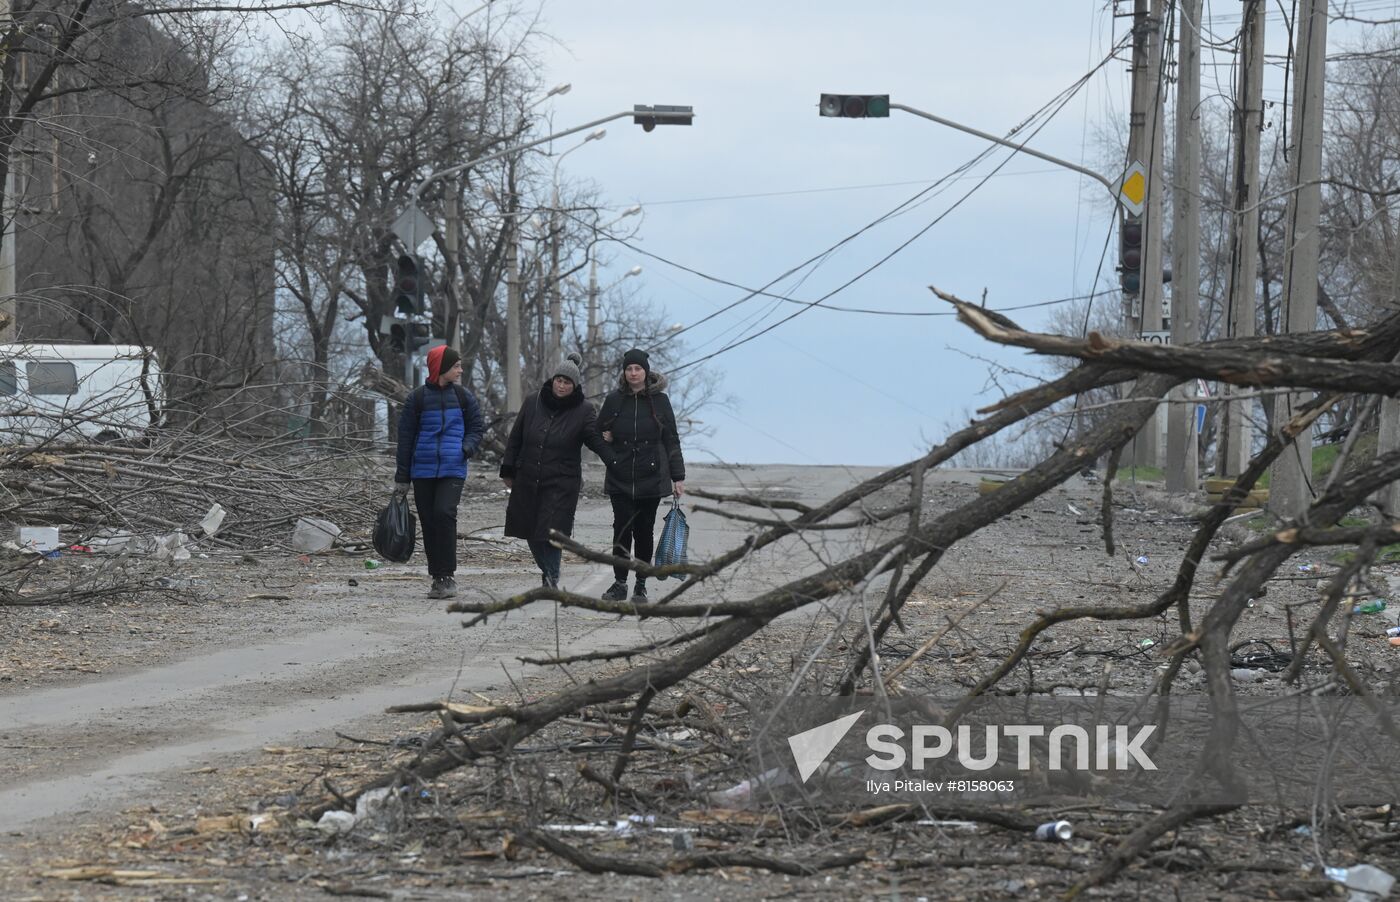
596, 347, 685, 603
499, 353, 614, 588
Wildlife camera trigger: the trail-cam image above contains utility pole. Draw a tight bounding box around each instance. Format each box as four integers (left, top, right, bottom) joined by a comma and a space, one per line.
585, 255, 599, 398
505, 214, 523, 414
1270, 0, 1327, 517
1166, 0, 1202, 493
444, 180, 461, 352
0, 0, 13, 343
548, 207, 562, 370
1217, 0, 1266, 478
1127, 0, 1167, 470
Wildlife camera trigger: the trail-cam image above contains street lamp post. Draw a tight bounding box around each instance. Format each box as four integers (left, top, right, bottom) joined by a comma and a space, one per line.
547, 128, 606, 373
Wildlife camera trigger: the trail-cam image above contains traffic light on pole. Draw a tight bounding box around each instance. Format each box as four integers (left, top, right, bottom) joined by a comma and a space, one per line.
819, 94, 890, 118
392, 254, 427, 316
1119, 217, 1143, 296
633, 104, 694, 132
389, 321, 431, 354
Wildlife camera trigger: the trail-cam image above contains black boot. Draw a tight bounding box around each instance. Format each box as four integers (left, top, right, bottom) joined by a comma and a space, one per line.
631, 579, 648, 602
601, 579, 628, 602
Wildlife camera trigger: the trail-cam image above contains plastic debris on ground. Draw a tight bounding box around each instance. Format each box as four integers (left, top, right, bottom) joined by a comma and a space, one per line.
1324, 863, 1395, 901
200, 503, 227, 537
291, 517, 340, 553
152, 531, 192, 562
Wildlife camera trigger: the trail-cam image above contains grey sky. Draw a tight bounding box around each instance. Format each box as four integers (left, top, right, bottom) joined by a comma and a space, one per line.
506, 1, 1389, 466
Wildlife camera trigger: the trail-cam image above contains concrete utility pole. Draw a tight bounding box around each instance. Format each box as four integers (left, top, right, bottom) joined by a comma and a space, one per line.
505, 216, 523, 414
1216, 0, 1267, 478
584, 255, 599, 397
1128, 0, 1168, 470
444, 181, 461, 351
1167, 0, 1202, 493
1270, 0, 1327, 517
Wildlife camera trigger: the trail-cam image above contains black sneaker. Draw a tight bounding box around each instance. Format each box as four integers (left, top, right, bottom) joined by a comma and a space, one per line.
632, 580, 648, 603
440, 577, 457, 599
601, 580, 628, 602
427, 578, 447, 599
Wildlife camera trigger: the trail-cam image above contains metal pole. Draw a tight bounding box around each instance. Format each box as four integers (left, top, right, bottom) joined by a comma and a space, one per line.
1270, 0, 1327, 517
1167, 0, 1202, 493
1217, 0, 1266, 478
888, 103, 1120, 200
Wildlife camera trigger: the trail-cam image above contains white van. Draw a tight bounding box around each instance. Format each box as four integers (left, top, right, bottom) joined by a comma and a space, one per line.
0, 344, 164, 444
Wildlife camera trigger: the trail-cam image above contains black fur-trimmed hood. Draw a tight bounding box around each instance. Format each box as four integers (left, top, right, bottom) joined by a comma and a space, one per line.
616, 369, 668, 395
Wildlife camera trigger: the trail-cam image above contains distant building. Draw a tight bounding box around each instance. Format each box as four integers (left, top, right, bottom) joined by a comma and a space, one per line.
11, 8, 275, 426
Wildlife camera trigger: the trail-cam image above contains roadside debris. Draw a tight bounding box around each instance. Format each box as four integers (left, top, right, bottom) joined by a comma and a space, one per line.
1324, 863, 1395, 901
292, 517, 341, 554
1033, 820, 1073, 842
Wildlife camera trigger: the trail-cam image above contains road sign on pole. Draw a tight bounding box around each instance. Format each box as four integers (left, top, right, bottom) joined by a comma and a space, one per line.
391, 204, 435, 250
1117, 161, 1148, 216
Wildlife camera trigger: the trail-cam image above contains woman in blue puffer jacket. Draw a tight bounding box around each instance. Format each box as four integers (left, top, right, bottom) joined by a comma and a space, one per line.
394, 345, 485, 599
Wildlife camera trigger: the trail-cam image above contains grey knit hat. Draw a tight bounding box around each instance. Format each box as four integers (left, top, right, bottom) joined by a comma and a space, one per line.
551, 351, 583, 386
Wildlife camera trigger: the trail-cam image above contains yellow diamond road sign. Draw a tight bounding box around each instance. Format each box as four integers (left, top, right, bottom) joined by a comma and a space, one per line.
1118, 161, 1147, 216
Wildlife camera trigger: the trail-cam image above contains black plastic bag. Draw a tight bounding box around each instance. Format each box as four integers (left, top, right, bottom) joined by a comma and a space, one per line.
373, 493, 416, 563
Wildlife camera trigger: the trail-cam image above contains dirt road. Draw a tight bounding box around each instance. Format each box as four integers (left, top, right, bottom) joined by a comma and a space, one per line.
0, 462, 928, 838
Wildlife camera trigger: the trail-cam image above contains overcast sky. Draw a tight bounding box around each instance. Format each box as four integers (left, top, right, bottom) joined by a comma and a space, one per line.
489, 1, 1390, 467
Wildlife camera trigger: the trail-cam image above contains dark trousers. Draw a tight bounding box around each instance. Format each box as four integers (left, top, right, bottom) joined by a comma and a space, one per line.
528, 539, 562, 582
413, 477, 463, 578
609, 494, 662, 582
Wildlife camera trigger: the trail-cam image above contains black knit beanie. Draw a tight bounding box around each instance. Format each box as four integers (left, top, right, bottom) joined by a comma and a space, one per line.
439, 346, 461, 374
621, 348, 650, 375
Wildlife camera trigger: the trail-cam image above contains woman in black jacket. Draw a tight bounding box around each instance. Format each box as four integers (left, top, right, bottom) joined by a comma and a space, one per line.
597, 348, 685, 602
500, 353, 614, 588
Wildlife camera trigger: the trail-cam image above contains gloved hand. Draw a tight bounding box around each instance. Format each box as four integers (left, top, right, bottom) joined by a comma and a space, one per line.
392, 481, 410, 497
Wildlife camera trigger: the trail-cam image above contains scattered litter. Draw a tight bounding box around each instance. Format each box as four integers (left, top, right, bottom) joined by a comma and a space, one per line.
1066, 502, 1084, 516
16, 526, 60, 552
914, 819, 979, 830
200, 503, 226, 537
1034, 820, 1073, 842
1230, 668, 1265, 682
315, 810, 356, 836
364, 559, 383, 570
291, 517, 340, 554
1355, 599, 1388, 615
672, 831, 695, 852
1139, 638, 1156, 649
706, 767, 794, 806
1386, 626, 1400, 638
347, 578, 359, 587
1298, 564, 1315, 573
153, 531, 191, 562
1294, 824, 1312, 836
1324, 863, 1395, 901
1135, 555, 1149, 565
353, 786, 403, 832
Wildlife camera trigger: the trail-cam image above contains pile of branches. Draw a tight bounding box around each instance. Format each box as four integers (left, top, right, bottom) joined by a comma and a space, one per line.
0, 402, 393, 606
315, 293, 1400, 894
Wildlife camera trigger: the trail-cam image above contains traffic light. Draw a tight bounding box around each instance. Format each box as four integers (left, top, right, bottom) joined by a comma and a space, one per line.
633, 104, 694, 131
388, 321, 431, 354
819, 94, 890, 118
1119, 217, 1143, 296
392, 254, 427, 316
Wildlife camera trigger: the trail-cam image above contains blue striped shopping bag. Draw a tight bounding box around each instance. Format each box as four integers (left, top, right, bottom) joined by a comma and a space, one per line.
654, 497, 689, 579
